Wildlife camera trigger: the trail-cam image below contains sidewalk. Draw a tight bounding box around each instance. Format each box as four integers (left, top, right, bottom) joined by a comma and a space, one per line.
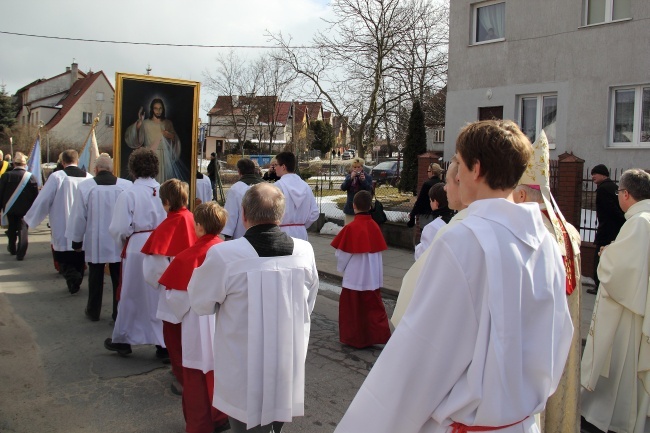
309, 232, 596, 343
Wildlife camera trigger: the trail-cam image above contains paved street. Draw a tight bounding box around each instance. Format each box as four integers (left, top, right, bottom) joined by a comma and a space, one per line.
0, 223, 395, 433
0, 221, 598, 433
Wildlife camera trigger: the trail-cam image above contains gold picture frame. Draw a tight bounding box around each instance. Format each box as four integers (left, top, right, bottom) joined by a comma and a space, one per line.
113, 73, 200, 207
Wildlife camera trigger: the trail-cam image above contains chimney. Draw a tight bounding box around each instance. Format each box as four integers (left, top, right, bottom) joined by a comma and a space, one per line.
66, 67, 71, 72
70, 62, 79, 88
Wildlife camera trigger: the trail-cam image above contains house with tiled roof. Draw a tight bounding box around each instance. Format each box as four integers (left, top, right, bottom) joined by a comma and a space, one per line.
206, 95, 297, 156
14, 63, 114, 156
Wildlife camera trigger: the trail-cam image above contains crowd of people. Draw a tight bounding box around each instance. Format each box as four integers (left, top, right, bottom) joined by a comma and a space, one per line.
1, 119, 649, 433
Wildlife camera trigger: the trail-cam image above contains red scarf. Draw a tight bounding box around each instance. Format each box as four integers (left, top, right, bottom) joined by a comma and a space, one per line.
140, 208, 197, 257
159, 234, 222, 291
331, 214, 387, 254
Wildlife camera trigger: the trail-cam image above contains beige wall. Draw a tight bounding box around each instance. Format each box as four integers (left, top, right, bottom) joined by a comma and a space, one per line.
49, 77, 115, 150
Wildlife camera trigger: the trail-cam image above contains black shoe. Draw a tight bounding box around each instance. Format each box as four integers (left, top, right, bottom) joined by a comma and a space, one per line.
214, 421, 231, 432
16, 255, 24, 261
104, 338, 132, 356
85, 308, 100, 322
7, 244, 16, 255
69, 282, 80, 295
155, 346, 170, 363
586, 288, 598, 295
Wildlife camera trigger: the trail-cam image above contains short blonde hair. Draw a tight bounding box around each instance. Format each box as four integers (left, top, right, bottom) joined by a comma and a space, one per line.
194, 202, 228, 235
349, 157, 364, 171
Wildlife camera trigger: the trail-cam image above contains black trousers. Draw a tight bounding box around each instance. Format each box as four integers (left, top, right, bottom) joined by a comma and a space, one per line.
87, 262, 120, 321
6, 215, 28, 258
54, 250, 86, 291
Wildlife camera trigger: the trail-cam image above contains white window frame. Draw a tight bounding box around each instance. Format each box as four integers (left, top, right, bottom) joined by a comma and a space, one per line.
82, 112, 93, 125
105, 114, 114, 127
518, 93, 558, 149
472, 0, 506, 45
609, 84, 650, 148
583, 0, 631, 26
96, 92, 104, 101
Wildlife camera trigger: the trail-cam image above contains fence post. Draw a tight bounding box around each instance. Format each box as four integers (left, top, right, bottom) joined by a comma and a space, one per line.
556, 152, 584, 229
417, 152, 442, 192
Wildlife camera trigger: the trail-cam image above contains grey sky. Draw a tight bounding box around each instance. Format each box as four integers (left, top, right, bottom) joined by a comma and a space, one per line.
0, 0, 333, 117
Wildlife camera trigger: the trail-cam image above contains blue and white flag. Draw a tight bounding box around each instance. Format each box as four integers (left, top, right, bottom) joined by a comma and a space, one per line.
78, 128, 99, 173
26, 136, 42, 188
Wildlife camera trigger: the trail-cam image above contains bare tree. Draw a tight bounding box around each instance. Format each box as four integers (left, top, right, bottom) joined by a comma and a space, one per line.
203, 50, 263, 154
269, 0, 448, 158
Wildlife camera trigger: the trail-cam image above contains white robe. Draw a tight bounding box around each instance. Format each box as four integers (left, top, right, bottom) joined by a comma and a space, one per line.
392, 208, 469, 327
188, 237, 319, 428
336, 199, 573, 433
196, 176, 213, 205
109, 178, 167, 346
275, 173, 319, 241
414, 217, 446, 261
335, 250, 383, 291
222, 181, 251, 239
24, 168, 93, 251
66, 177, 132, 263
581, 199, 650, 433
145, 253, 215, 372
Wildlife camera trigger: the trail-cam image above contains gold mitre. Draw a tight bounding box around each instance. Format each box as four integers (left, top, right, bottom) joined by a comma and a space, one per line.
518, 130, 567, 251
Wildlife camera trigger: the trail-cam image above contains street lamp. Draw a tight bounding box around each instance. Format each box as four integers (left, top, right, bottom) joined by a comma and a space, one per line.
38, 120, 49, 164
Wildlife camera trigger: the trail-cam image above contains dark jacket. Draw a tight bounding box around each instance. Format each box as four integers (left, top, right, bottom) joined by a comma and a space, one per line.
207, 158, 216, 181
341, 172, 373, 216
594, 178, 626, 246
432, 206, 455, 224
0, 166, 39, 217
410, 176, 442, 218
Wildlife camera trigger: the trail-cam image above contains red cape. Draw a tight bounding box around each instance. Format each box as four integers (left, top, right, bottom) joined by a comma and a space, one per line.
141, 208, 198, 257
159, 234, 222, 291
331, 214, 387, 254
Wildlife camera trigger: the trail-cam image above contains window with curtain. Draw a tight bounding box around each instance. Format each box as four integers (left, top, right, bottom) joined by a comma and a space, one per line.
611, 85, 650, 146
585, 0, 631, 25
82, 112, 93, 125
519, 94, 557, 147
474, 1, 505, 44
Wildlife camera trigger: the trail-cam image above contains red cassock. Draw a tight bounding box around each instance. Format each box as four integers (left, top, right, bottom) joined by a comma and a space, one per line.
159, 233, 229, 433
331, 215, 391, 349
141, 208, 197, 388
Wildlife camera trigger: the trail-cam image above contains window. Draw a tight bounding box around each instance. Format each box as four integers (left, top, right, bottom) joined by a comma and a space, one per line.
610, 85, 650, 147
105, 114, 114, 127
584, 0, 631, 25
519, 94, 557, 147
96, 92, 104, 101
473, 1, 505, 44
82, 112, 93, 124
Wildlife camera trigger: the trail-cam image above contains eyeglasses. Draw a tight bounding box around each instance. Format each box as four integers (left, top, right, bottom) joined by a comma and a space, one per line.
616, 189, 626, 195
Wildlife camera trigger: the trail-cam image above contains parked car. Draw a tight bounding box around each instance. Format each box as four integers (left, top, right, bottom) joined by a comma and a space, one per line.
341, 149, 356, 160
371, 160, 403, 186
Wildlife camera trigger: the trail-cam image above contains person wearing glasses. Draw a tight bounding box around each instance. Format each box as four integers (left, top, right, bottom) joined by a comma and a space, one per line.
581, 168, 650, 433
407, 163, 444, 244
589, 164, 625, 294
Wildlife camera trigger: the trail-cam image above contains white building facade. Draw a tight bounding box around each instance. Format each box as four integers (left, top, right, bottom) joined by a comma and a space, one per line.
445, 0, 650, 169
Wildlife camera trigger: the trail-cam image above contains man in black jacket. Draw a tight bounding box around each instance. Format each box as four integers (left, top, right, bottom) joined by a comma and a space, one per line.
589, 164, 626, 294
207, 152, 216, 199
0, 152, 39, 260
407, 163, 443, 245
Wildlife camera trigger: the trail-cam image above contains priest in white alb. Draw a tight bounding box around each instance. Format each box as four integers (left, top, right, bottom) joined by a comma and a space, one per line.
66, 153, 132, 322
24, 149, 92, 294
103, 149, 167, 357
581, 168, 650, 433
513, 130, 582, 433
188, 183, 319, 433
336, 120, 573, 433
273, 151, 319, 241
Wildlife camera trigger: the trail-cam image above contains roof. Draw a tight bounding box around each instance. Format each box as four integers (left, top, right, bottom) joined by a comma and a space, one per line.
275, 101, 292, 124
295, 101, 322, 121
45, 71, 111, 129
208, 95, 279, 118
15, 69, 87, 95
